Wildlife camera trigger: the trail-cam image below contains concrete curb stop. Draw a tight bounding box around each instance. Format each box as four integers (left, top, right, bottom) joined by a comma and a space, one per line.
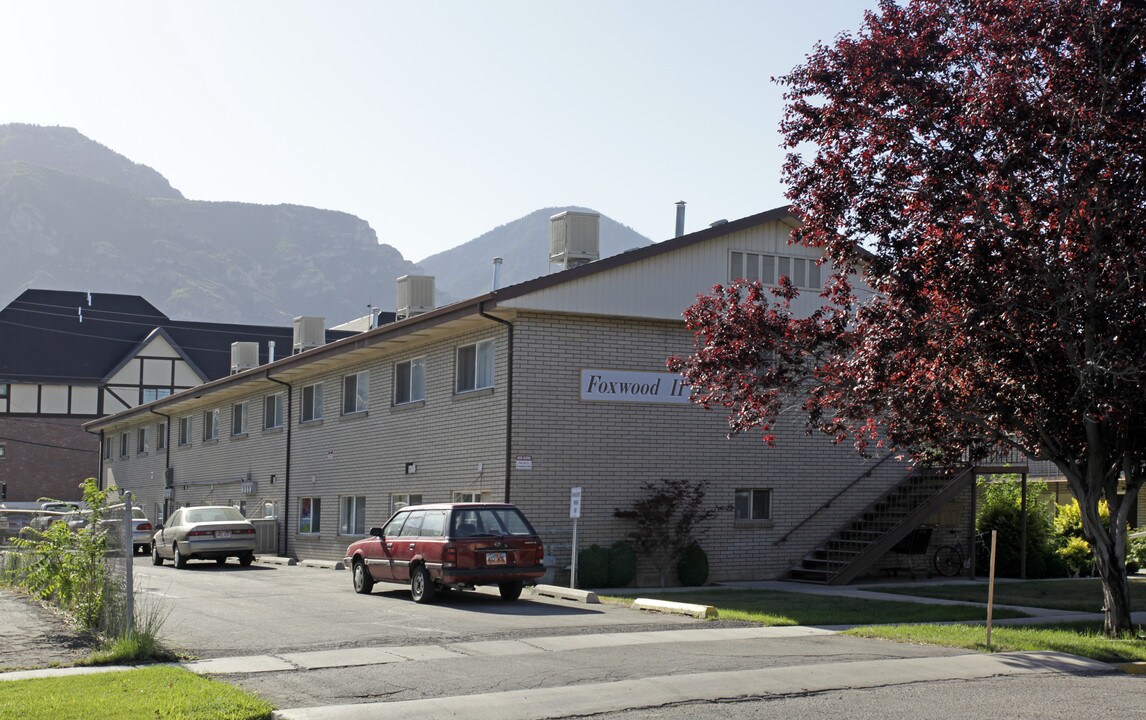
299, 559, 344, 570
1114, 661, 1146, 675
531, 584, 600, 604
632, 598, 718, 619
258, 556, 298, 567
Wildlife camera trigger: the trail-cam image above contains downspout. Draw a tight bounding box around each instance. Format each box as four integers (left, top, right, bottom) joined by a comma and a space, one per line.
478, 302, 514, 502
149, 407, 172, 521
267, 374, 293, 557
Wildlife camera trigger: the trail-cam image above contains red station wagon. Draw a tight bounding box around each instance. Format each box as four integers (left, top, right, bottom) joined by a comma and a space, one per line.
344, 503, 545, 603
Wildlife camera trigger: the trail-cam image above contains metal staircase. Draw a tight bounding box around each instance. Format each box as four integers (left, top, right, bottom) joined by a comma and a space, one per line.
784, 467, 975, 585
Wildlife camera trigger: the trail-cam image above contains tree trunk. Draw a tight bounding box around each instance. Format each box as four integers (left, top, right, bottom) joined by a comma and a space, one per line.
1090, 530, 1133, 637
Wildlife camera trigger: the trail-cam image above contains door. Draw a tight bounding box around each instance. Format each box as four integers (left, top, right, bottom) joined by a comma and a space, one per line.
368, 510, 409, 582
388, 510, 425, 583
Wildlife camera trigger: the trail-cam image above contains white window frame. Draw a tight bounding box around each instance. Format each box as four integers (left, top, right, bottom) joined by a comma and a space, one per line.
202, 408, 219, 441
339, 495, 367, 536
452, 490, 487, 503
299, 497, 321, 535
394, 358, 426, 405
264, 392, 284, 429
342, 371, 369, 415
730, 251, 821, 291
734, 488, 772, 521
301, 383, 324, 422
136, 427, 148, 455
231, 402, 248, 436
157, 421, 167, 451
456, 340, 494, 393
391, 493, 423, 514
119, 433, 129, 457
178, 416, 193, 446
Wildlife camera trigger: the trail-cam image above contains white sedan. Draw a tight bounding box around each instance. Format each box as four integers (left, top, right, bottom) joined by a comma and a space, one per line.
151, 506, 257, 568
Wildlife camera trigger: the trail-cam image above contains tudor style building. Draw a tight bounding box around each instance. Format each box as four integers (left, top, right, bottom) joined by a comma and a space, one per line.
0, 289, 358, 502
85, 207, 991, 584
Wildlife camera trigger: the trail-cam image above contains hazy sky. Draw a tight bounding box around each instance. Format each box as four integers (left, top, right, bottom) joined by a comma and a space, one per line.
2, 1, 878, 262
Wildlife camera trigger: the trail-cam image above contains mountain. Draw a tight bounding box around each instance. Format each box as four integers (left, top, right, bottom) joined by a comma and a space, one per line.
418, 208, 653, 301
0, 124, 654, 326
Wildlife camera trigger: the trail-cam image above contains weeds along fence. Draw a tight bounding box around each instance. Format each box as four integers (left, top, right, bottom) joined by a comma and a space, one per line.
0, 492, 139, 638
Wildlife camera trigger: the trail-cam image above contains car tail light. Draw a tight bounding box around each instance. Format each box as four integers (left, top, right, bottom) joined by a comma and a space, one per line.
187, 530, 212, 537
443, 544, 457, 567
233, 528, 255, 535
137, 523, 152, 531
536, 543, 544, 565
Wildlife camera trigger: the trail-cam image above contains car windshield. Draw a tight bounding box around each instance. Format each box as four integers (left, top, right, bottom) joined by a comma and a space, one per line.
185, 507, 245, 524
451, 508, 535, 537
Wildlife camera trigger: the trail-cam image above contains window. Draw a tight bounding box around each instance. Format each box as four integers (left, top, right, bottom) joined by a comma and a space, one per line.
342, 371, 369, 414
301, 383, 324, 422
456, 340, 494, 393
105, 438, 113, 459
452, 490, 486, 503
394, 358, 426, 405
299, 497, 321, 534
391, 493, 423, 514
178, 417, 193, 446
136, 428, 148, 454
157, 421, 167, 451
142, 387, 172, 404
264, 393, 284, 429
730, 251, 821, 290
0, 442, 5, 459
231, 402, 248, 436
339, 496, 366, 535
202, 409, 219, 441
734, 488, 772, 521
119, 433, 129, 457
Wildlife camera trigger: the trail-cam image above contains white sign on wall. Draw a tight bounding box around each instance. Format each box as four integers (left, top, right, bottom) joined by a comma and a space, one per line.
580, 369, 692, 404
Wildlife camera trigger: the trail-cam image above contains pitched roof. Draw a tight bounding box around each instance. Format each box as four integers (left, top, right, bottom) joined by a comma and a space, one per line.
0, 289, 355, 385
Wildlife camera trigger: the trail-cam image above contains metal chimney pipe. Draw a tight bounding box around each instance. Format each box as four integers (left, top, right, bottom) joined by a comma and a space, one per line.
675, 201, 686, 237
492, 257, 504, 290
268, 340, 276, 364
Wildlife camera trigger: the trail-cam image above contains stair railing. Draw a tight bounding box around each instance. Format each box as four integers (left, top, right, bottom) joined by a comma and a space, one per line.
775, 451, 899, 545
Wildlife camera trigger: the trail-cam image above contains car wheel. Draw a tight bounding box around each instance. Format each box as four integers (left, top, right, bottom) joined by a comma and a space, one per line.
498, 581, 524, 601
239, 553, 254, 567
216, 557, 227, 566
352, 560, 374, 594
410, 565, 436, 603
174, 543, 187, 569
151, 544, 164, 566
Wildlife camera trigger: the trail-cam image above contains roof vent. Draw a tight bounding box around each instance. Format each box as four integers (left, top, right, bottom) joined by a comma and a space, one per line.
292, 316, 325, 354
230, 342, 259, 374
396, 275, 435, 321
549, 211, 600, 271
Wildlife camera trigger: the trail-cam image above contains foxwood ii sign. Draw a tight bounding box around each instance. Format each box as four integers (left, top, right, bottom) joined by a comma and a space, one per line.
580, 369, 691, 404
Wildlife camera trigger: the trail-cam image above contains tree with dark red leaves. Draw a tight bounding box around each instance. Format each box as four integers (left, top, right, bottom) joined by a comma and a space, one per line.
669, 0, 1145, 635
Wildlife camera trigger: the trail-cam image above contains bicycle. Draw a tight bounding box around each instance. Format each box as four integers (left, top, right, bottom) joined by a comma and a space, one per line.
931, 528, 990, 577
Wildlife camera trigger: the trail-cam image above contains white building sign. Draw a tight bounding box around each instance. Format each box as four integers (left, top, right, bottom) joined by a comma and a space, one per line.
580, 369, 691, 404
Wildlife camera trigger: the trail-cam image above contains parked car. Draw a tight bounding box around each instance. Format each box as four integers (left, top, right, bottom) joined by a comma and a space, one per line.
151, 505, 257, 568
344, 503, 545, 603
27, 502, 82, 533
91, 506, 155, 555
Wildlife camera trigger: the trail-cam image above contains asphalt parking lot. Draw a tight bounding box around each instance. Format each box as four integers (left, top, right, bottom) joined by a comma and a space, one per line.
132, 559, 705, 658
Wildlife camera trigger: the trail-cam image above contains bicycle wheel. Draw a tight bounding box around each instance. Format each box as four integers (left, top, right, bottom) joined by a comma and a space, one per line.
933, 545, 963, 577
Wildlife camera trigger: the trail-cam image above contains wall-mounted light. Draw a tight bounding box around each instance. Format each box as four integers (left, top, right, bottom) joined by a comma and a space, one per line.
405, 462, 417, 475
270, 474, 277, 485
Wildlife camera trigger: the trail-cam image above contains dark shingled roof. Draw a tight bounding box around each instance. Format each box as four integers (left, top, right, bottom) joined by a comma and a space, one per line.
0, 289, 357, 385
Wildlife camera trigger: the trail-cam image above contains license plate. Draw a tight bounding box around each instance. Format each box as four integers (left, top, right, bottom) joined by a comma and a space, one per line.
486, 552, 507, 566
215, 530, 232, 539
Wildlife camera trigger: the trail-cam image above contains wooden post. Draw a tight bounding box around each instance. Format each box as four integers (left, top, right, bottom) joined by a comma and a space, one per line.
1020, 473, 1028, 579
986, 529, 998, 648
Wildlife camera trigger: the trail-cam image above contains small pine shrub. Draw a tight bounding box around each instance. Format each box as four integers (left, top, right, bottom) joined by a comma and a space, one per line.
576, 544, 610, 588
606, 541, 638, 587
676, 542, 709, 586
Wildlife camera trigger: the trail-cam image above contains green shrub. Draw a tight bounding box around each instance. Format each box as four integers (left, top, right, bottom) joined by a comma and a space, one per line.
576, 544, 610, 588
1053, 498, 1110, 540
1057, 536, 1094, 577
1127, 536, 1146, 575
676, 542, 709, 586
606, 541, 638, 587
976, 478, 1064, 578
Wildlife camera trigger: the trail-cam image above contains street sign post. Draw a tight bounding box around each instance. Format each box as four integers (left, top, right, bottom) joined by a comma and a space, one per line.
569, 487, 581, 589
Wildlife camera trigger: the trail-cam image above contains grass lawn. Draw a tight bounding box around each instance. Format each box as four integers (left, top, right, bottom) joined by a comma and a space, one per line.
846, 622, 1146, 663
874, 576, 1146, 612
603, 588, 1029, 626
0, 666, 273, 720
